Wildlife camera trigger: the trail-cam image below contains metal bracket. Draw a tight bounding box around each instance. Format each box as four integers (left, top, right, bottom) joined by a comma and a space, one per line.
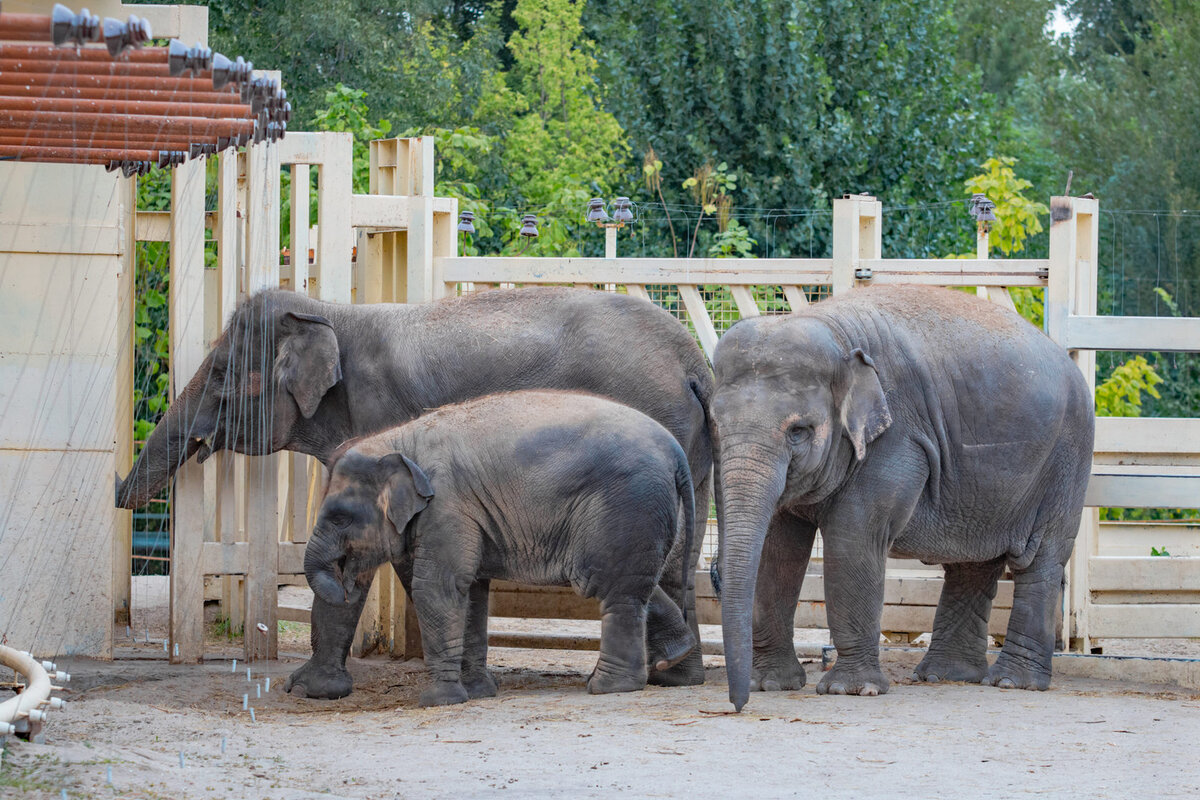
854, 267, 873, 280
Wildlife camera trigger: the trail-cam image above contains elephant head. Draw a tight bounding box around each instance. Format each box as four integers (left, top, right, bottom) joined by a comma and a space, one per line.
305, 450, 434, 607
711, 315, 891, 710
115, 290, 343, 509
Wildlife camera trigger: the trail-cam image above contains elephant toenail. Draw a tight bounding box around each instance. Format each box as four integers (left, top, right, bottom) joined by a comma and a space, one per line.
830, 683, 847, 695
998, 677, 1016, 689
925, 673, 940, 683
762, 680, 781, 692
861, 683, 880, 696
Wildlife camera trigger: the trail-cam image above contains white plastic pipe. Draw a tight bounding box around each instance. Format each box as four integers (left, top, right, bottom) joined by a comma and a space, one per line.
0, 644, 54, 731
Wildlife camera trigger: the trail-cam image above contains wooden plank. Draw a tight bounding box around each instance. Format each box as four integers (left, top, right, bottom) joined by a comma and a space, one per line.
316, 133, 354, 304
168, 158, 207, 664
1088, 604, 1200, 639
1089, 557, 1200, 592
729, 285, 761, 317
1094, 417, 1200, 456
0, 222, 121, 255
624, 284, 650, 302
135, 211, 172, 243
203, 541, 248, 576
438, 256, 834, 287
1085, 470, 1200, 508
1066, 316, 1200, 353
290, 164, 311, 295
782, 285, 808, 310
1097, 521, 1200, 557
113, 175, 136, 627
350, 194, 412, 230
677, 284, 720, 361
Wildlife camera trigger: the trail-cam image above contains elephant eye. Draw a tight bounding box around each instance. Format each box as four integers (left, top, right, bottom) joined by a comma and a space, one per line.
326, 510, 354, 529
787, 424, 813, 445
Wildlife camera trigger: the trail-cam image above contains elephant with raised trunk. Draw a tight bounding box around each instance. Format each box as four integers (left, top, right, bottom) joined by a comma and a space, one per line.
712, 285, 1094, 711
307, 391, 696, 706
115, 287, 713, 697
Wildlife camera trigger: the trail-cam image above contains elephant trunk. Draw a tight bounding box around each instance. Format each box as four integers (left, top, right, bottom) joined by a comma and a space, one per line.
305, 529, 350, 606
718, 449, 787, 712
115, 361, 215, 509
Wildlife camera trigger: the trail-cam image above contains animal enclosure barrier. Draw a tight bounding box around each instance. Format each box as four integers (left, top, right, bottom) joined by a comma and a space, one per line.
129, 146, 1199, 666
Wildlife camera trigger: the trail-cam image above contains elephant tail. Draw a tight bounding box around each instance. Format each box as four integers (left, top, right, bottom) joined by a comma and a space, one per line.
674, 450, 695, 625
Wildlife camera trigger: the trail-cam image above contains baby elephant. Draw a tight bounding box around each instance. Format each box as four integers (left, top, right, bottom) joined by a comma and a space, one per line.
305, 390, 696, 707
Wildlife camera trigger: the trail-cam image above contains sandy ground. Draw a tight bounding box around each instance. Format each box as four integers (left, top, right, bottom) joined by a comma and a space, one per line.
3, 580, 1199, 799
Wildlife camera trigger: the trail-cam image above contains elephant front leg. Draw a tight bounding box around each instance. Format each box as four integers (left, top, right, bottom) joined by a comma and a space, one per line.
589, 600, 650, 694
645, 586, 696, 672
411, 558, 472, 707
818, 529, 890, 697
460, 579, 498, 699
752, 511, 816, 692
285, 571, 374, 699
914, 558, 1005, 684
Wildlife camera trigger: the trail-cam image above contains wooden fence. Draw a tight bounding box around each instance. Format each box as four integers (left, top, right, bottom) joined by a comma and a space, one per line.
137, 137, 1199, 663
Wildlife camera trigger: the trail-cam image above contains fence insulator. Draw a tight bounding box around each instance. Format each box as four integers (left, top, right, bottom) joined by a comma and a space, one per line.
103, 15, 152, 57
211, 53, 252, 91
168, 39, 213, 77
52, 4, 102, 46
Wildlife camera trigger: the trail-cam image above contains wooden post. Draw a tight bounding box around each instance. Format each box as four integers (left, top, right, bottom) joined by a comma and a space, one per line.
167, 158, 207, 664
406, 136, 437, 302
1048, 195, 1100, 652
604, 225, 617, 259
316, 133, 354, 305
113, 174, 136, 627
831, 194, 881, 294
242, 135, 282, 661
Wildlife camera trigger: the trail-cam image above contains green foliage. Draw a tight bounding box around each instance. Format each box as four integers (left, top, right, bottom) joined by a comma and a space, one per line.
965, 157, 1049, 255
1150, 546, 1171, 557
709, 220, 757, 259
312, 83, 393, 193
1094, 355, 1163, 417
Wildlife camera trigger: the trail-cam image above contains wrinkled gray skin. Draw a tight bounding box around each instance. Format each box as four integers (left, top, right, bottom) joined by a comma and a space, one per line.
307, 391, 697, 706
712, 285, 1094, 711
115, 287, 713, 697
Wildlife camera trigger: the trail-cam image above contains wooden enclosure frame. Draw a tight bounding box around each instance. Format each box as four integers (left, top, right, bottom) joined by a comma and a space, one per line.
133, 138, 1199, 664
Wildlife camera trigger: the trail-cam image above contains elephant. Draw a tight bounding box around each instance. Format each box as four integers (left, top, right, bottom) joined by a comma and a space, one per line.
114, 287, 714, 697
306, 390, 696, 706
711, 284, 1094, 711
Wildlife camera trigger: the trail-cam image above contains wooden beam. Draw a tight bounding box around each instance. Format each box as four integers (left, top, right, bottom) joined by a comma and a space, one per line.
438, 256, 834, 287
1066, 316, 1200, 353
1095, 417, 1200, 457
677, 284, 719, 361
1088, 604, 1200, 639
1085, 470, 1200, 508
782, 285, 808, 310
728, 285, 761, 317
1089, 557, 1200, 592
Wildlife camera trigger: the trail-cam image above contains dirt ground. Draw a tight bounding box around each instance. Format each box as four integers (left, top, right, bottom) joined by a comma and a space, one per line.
4, 582, 1200, 799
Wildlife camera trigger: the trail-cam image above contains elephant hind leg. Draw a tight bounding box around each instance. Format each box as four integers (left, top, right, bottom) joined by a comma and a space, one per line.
645, 586, 696, 672
914, 558, 1005, 684
589, 600, 650, 694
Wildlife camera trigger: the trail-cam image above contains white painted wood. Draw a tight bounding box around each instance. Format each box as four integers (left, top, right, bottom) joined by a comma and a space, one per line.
316, 134, 354, 304
782, 285, 809, 310
1098, 522, 1200, 557
350, 194, 413, 230
1085, 469, 1200, 508
290, 164, 311, 295
624, 284, 650, 302
1089, 557, 1200, 592
1088, 605, 1200, 639
676, 285, 719, 361
168, 158, 208, 664
1095, 417, 1200, 456
0, 222, 122, 256
729, 285, 761, 317
0, 356, 116, 450
1066, 316, 1200, 353
438, 257, 834, 287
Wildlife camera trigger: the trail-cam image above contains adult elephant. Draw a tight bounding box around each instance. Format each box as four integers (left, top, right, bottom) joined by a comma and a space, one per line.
711, 285, 1094, 711
116, 287, 713, 698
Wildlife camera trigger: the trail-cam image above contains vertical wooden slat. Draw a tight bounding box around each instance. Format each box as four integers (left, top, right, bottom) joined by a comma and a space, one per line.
625, 284, 650, 302
729, 285, 760, 318
113, 174, 136, 627
290, 164, 310, 296
168, 158, 207, 664
317, 133, 354, 305
242, 137, 282, 661
677, 285, 719, 361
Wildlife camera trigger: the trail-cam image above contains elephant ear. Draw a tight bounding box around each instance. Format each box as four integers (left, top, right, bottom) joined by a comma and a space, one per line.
379, 453, 434, 537
275, 312, 342, 419
837, 348, 892, 461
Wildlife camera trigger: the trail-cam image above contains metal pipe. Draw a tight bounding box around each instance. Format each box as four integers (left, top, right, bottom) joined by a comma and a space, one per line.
0, 645, 52, 735
0, 72, 235, 94
0, 57, 191, 77
0, 109, 255, 135
0, 83, 248, 105
0, 96, 259, 119
0, 144, 170, 162
0, 130, 232, 152
0, 12, 54, 41
1, 42, 169, 64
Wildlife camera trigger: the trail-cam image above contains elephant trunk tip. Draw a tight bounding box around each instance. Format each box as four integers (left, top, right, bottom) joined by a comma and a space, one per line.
730, 689, 748, 713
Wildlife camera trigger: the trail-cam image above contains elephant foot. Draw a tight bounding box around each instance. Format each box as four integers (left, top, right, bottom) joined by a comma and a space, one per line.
750, 651, 807, 692
983, 653, 1050, 691
587, 667, 646, 695
419, 680, 470, 707
913, 652, 988, 684
647, 628, 697, 673
462, 668, 499, 699
284, 659, 353, 700
816, 662, 888, 697
647, 649, 704, 687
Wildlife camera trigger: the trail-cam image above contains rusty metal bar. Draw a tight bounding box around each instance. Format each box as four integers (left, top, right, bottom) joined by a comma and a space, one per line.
0, 95, 257, 118
0, 128, 236, 152
0, 109, 255, 136
0, 13, 54, 41
0, 71, 233, 94
0, 57, 190, 77
1, 42, 167, 64
0, 144, 164, 161
0, 84, 249, 104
